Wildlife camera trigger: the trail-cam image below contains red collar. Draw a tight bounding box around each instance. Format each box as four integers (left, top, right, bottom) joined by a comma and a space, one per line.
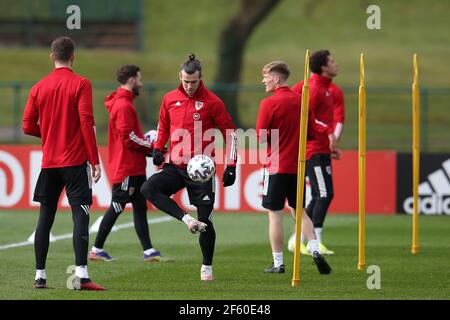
117, 87, 136, 101
274, 86, 291, 93
53, 67, 73, 73
311, 73, 332, 87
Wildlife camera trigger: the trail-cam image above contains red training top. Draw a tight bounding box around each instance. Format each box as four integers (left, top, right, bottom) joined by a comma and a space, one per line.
256, 86, 328, 174
329, 82, 345, 139
22, 67, 99, 168
292, 73, 345, 158
154, 81, 237, 169
105, 88, 154, 184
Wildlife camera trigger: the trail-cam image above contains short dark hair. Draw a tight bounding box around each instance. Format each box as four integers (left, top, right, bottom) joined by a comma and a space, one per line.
262, 61, 290, 80
310, 50, 331, 74
117, 65, 140, 84
180, 53, 202, 76
51, 36, 75, 62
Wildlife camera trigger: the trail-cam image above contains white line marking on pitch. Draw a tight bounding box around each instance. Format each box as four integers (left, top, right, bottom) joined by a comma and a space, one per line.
0, 216, 172, 251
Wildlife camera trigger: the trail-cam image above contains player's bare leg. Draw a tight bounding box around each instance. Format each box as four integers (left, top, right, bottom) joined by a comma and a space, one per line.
289, 208, 331, 274
265, 210, 285, 273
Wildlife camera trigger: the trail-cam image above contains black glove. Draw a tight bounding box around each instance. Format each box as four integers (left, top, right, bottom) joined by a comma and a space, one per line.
222, 166, 236, 187
146, 147, 167, 158
152, 148, 164, 166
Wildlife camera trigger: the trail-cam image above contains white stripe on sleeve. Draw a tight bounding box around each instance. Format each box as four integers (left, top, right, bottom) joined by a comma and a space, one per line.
229, 132, 237, 162
314, 119, 328, 128
334, 122, 343, 140
129, 131, 152, 148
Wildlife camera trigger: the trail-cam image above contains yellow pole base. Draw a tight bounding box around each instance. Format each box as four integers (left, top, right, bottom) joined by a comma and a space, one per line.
357, 263, 366, 270
291, 279, 301, 287
411, 246, 419, 254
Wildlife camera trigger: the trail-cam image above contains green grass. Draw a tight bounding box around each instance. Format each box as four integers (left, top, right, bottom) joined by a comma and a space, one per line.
0, 210, 449, 300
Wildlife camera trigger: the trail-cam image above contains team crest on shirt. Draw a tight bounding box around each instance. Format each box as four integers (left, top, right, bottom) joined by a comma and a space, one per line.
325, 91, 330, 96
193, 113, 201, 120
195, 101, 204, 110
129, 187, 135, 195
326, 166, 332, 175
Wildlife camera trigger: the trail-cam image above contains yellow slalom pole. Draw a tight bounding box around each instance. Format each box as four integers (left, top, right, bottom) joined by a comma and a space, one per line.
292, 49, 310, 287
358, 53, 367, 270
412, 54, 420, 254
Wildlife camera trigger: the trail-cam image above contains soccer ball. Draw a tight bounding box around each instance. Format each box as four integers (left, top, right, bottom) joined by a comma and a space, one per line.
187, 155, 215, 183
144, 130, 157, 143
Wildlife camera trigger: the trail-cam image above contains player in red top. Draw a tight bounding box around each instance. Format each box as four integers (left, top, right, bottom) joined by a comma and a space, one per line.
290, 50, 345, 255
22, 37, 105, 290
140, 54, 237, 281
256, 61, 331, 275
88, 65, 163, 263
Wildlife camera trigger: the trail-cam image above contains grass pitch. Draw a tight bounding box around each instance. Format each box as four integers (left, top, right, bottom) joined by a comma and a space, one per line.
0, 210, 449, 300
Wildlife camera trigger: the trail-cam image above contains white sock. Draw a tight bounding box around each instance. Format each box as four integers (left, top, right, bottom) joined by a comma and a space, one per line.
35, 269, 46, 280
272, 252, 283, 268
75, 265, 89, 279
91, 246, 103, 253
182, 213, 195, 225
308, 240, 319, 253
300, 233, 305, 244
201, 264, 213, 273
314, 228, 322, 243
144, 248, 156, 256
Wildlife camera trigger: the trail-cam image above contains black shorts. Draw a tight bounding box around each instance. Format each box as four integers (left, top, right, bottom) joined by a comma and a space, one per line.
33, 162, 92, 206
148, 163, 215, 206
261, 170, 305, 211
306, 154, 334, 200
111, 175, 147, 204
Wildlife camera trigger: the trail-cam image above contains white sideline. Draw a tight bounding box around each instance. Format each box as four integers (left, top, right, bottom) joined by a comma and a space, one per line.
0, 216, 172, 251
